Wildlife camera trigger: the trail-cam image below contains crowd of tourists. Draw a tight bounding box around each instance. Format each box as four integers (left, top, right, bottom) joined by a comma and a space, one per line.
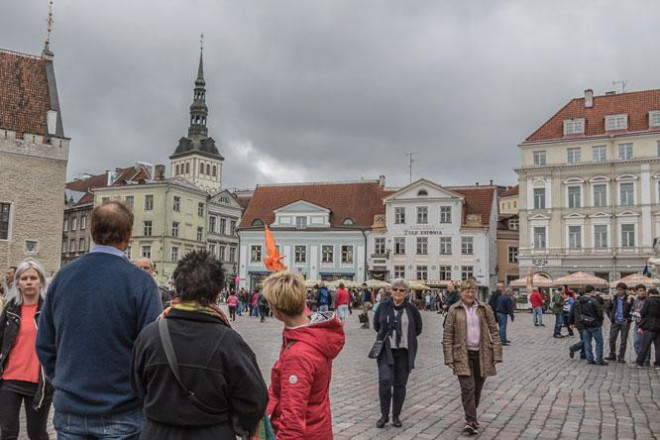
2, 200, 660, 439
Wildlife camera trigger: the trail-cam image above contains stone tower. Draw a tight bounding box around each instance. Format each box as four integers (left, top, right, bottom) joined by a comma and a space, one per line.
169, 47, 224, 192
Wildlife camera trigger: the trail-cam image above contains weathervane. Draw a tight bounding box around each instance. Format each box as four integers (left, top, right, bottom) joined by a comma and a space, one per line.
46, 0, 54, 46
200, 33, 204, 51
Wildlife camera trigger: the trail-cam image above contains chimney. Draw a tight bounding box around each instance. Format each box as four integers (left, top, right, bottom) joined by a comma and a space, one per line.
155, 164, 166, 181
475, 182, 480, 186
489, 179, 493, 186
378, 175, 386, 187
106, 170, 113, 186
584, 89, 593, 108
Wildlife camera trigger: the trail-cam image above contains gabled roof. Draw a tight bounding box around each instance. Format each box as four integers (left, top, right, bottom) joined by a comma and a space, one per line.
65, 166, 146, 207
239, 180, 387, 228
445, 186, 497, 226
524, 89, 660, 143
501, 185, 519, 198
383, 178, 465, 201
0, 49, 51, 138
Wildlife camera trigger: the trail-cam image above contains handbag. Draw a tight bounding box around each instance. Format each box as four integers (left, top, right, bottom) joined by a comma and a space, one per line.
368, 327, 392, 359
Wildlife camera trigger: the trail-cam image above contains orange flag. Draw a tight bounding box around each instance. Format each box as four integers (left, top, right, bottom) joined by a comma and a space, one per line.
264, 227, 286, 271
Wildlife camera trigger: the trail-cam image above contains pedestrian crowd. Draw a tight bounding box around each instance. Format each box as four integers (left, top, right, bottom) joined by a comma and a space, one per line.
1, 200, 660, 439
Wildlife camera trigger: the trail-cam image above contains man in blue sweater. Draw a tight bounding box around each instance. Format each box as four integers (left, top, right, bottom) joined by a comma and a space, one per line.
37, 201, 162, 439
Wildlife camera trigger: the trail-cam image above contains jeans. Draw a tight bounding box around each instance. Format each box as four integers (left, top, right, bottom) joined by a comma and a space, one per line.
496, 312, 508, 342
608, 321, 631, 359
582, 327, 604, 363
237, 301, 244, 315
53, 408, 143, 440
457, 351, 486, 423
318, 304, 329, 312
378, 349, 410, 417
553, 313, 564, 336
532, 307, 543, 325
633, 323, 651, 364
570, 331, 586, 358
0, 384, 51, 440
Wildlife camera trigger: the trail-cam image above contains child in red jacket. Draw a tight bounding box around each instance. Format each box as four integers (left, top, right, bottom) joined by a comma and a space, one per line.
262, 271, 346, 440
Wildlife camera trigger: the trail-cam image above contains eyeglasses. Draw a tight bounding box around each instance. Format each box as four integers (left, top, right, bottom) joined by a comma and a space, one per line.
392, 288, 406, 292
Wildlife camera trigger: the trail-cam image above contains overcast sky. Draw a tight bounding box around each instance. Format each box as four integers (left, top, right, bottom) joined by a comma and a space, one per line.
3, 1, 660, 190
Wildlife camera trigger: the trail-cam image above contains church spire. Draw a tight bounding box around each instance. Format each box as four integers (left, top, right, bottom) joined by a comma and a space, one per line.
188, 34, 208, 138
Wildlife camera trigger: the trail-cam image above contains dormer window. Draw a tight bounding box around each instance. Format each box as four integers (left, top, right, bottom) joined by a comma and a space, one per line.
251, 219, 264, 227
605, 114, 628, 131
650, 111, 660, 128
563, 119, 585, 135
295, 216, 307, 228
417, 189, 428, 196
342, 218, 355, 225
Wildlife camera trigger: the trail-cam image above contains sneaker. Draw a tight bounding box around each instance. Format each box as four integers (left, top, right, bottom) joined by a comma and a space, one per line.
597, 361, 609, 366
569, 347, 576, 359
463, 421, 479, 435
587, 361, 597, 365
553, 335, 565, 339
534, 323, 539, 327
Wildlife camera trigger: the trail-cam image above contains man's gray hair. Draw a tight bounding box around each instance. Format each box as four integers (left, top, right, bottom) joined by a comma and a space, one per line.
8, 258, 48, 305
390, 278, 409, 291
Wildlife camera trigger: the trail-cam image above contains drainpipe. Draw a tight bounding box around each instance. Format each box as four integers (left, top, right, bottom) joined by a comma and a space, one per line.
361, 228, 368, 283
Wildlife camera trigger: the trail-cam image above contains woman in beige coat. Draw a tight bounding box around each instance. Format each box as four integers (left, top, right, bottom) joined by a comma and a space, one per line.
443, 279, 502, 436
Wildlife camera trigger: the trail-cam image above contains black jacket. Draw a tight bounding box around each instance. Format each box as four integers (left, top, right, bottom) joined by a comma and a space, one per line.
374, 299, 422, 372
640, 295, 660, 333
575, 295, 604, 328
488, 290, 502, 312
605, 294, 634, 323
0, 297, 53, 410
130, 309, 268, 440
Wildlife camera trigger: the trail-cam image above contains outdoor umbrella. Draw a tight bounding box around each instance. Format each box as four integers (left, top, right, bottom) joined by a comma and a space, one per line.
365, 279, 390, 289
304, 279, 322, 288
328, 279, 359, 289
407, 281, 431, 290
509, 274, 554, 288
609, 273, 659, 288
553, 272, 608, 288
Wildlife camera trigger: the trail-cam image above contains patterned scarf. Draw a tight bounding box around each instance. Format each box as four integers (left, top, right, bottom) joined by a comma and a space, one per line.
161, 298, 231, 328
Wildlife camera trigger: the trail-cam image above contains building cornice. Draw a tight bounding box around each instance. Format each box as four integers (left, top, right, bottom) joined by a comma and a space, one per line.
515, 156, 660, 174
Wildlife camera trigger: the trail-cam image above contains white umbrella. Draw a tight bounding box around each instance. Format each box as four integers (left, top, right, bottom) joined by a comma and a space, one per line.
365, 279, 390, 289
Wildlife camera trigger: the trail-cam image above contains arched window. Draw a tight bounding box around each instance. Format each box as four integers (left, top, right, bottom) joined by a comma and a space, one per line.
342, 218, 355, 225
175, 164, 180, 175
185, 162, 190, 174
199, 162, 204, 174
206, 164, 211, 175
212, 165, 217, 177
252, 219, 264, 227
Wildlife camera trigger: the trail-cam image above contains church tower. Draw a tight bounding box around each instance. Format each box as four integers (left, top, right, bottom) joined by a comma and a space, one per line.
170, 40, 224, 192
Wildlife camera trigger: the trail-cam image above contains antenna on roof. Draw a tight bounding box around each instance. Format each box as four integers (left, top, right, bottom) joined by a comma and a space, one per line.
613, 80, 628, 93
43, 0, 54, 56
405, 152, 419, 184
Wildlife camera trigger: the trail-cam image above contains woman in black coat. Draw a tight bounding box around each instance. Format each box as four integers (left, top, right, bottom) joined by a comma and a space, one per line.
373, 278, 422, 429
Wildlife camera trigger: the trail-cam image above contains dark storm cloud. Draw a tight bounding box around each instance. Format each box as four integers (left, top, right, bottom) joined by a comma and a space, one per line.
2, 0, 660, 189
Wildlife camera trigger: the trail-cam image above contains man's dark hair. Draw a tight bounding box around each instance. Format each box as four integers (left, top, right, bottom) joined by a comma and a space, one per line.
584, 285, 595, 294
172, 250, 224, 306
635, 284, 647, 291
91, 201, 134, 245
649, 288, 659, 296
616, 282, 627, 290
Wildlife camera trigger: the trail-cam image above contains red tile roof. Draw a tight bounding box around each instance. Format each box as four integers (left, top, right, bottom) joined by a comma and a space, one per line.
65, 167, 139, 207
239, 181, 387, 228
446, 186, 496, 226
0, 49, 50, 138
525, 89, 660, 143
501, 185, 519, 198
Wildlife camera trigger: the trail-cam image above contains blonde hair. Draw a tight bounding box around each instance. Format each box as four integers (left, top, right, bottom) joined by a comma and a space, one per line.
460, 279, 477, 292
262, 271, 307, 316
8, 258, 48, 305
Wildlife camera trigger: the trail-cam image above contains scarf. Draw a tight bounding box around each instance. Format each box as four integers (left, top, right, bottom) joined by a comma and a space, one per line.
161, 299, 231, 328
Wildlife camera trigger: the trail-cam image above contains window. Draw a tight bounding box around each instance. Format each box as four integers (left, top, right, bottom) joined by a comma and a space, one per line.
294, 245, 306, 263
592, 145, 607, 162
508, 247, 518, 263
25, 240, 37, 254
175, 164, 180, 175
212, 165, 217, 177
568, 226, 582, 249
322, 245, 334, 263
197, 227, 203, 242
125, 195, 134, 209
461, 266, 474, 281
219, 218, 227, 235
394, 265, 405, 279
143, 221, 152, 236
416, 237, 428, 255
71, 217, 78, 231
650, 111, 660, 127
341, 245, 353, 264
199, 162, 204, 174
295, 216, 307, 228
62, 240, 67, 253
567, 148, 581, 164
342, 218, 355, 225
229, 247, 236, 263
593, 184, 607, 207
533, 227, 546, 249
198, 202, 204, 217
62, 218, 69, 232
171, 222, 179, 237
621, 224, 635, 248
594, 225, 608, 248
230, 220, 237, 235
509, 219, 519, 230
209, 216, 216, 233
185, 162, 190, 174
440, 206, 452, 223
567, 186, 581, 208
563, 119, 585, 135
440, 266, 452, 280
533, 151, 546, 166
606, 114, 628, 131
440, 237, 452, 255
250, 245, 262, 262
618, 143, 633, 160
144, 194, 154, 211
533, 188, 545, 210
80, 216, 87, 230
620, 182, 634, 206
416, 206, 428, 224
171, 246, 179, 262
374, 238, 386, 255
394, 237, 406, 255
416, 265, 428, 281
394, 207, 405, 224
208, 243, 216, 257
218, 245, 226, 261
173, 196, 181, 212
461, 236, 474, 255
79, 238, 85, 253
70, 239, 76, 253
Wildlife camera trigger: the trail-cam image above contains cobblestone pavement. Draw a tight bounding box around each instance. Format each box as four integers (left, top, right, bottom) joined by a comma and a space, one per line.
21, 309, 660, 439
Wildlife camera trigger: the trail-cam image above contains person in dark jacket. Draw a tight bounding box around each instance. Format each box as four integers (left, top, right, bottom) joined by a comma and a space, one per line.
605, 282, 634, 362
495, 288, 515, 345
443, 283, 460, 311
0, 258, 53, 440
487, 283, 504, 312
635, 288, 660, 369
575, 285, 607, 365
568, 292, 587, 360
131, 251, 268, 440
373, 278, 423, 429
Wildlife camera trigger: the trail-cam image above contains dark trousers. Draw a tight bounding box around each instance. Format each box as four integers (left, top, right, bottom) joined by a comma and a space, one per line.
457, 350, 486, 423
637, 331, 660, 366
609, 321, 631, 359
563, 313, 574, 336
228, 306, 236, 321
259, 305, 267, 322
0, 385, 50, 440
378, 349, 410, 417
